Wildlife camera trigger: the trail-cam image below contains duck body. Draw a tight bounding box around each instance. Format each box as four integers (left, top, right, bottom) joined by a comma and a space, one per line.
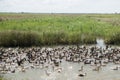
78, 73, 86, 77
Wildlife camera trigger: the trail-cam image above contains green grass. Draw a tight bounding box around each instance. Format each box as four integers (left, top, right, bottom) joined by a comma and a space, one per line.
0, 13, 120, 47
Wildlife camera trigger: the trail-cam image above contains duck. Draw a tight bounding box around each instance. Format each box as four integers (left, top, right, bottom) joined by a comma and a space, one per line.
55, 67, 62, 73
45, 69, 52, 76
11, 69, 15, 73
111, 66, 119, 70
21, 67, 26, 72
93, 65, 101, 71
79, 66, 83, 72
78, 72, 87, 77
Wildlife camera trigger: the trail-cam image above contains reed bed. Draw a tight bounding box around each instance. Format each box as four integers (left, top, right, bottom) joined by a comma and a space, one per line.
105, 32, 120, 45
0, 30, 96, 47
0, 13, 120, 47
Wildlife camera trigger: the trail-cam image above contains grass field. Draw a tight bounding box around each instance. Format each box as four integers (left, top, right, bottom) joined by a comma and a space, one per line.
0, 13, 120, 47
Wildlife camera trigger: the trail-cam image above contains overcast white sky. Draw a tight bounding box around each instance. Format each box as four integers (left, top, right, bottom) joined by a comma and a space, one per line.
0, 0, 120, 13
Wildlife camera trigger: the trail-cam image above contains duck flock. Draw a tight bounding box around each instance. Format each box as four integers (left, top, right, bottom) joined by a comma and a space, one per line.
0, 45, 120, 76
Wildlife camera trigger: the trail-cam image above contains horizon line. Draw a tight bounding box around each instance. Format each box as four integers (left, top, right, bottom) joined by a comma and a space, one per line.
0, 12, 120, 14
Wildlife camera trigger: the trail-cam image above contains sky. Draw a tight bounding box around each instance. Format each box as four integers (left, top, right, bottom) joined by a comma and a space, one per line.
0, 0, 120, 13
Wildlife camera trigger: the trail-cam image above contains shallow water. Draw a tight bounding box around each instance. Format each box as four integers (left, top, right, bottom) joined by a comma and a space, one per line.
3, 60, 120, 80
1, 39, 120, 80
96, 38, 106, 48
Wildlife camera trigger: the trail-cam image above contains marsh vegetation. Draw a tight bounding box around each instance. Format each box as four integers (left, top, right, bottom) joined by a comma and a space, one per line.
0, 13, 120, 79
0, 13, 120, 47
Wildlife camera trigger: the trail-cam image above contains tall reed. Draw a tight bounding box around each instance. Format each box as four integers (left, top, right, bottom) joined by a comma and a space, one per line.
0, 30, 96, 47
